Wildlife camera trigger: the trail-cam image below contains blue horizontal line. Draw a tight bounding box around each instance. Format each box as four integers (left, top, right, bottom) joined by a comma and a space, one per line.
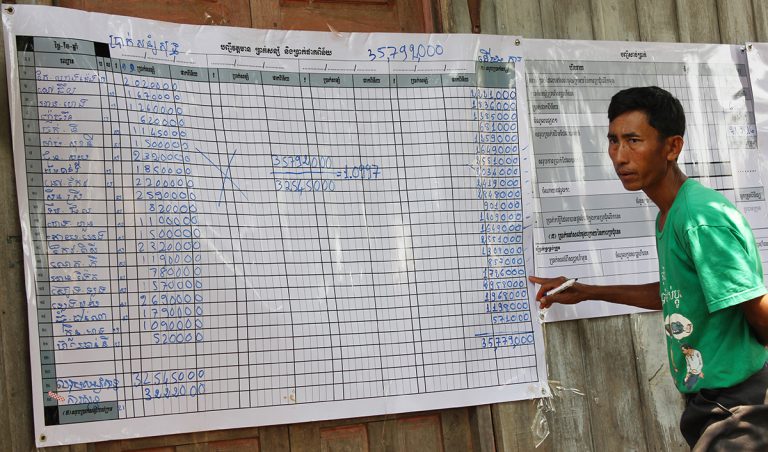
270, 170, 324, 176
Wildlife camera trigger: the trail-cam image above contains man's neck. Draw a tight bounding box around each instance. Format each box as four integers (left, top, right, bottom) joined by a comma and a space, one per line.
645, 166, 687, 222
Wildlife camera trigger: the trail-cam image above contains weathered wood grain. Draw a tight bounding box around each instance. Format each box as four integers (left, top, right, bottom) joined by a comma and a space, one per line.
437, 0, 473, 34
716, 0, 756, 43
579, 316, 648, 452
630, 313, 688, 452
0, 18, 37, 452
589, 0, 640, 41
637, 0, 679, 42
493, 0, 544, 38
492, 399, 541, 452
469, 405, 495, 452
543, 321, 593, 452
754, 0, 768, 41
674, 0, 720, 43
440, 408, 473, 452
539, 0, 594, 39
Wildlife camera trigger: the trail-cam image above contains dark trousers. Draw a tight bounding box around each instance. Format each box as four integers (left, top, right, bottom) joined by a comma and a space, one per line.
680, 363, 768, 451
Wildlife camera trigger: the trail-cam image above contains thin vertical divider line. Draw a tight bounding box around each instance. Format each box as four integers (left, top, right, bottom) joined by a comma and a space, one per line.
97, 55, 120, 413
392, 67, 421, 394
351, 70, 386, 397
441, 69, 471, 390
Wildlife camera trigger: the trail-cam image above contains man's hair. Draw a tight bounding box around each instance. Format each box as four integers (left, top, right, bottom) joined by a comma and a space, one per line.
681, 343, 692, 350
608, 86, 686, 139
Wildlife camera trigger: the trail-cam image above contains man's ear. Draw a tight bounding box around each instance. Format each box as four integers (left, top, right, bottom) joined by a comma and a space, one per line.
666, 135, 684, 161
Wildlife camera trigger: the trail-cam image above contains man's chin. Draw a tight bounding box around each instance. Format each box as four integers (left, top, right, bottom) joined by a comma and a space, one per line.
619, 181, 642, 192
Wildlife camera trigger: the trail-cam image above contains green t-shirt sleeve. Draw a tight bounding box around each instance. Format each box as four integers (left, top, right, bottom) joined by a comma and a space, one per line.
686, 225, 767, 312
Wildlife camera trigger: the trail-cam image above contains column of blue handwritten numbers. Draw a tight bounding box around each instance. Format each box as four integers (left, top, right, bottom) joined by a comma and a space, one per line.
476, 63, 535, 385
207, 68, 252, 409
262, 71, 305, 406
175, 66, 230, 412
122, 61, 203, 416
169, 65, 209, 413
441, 70, 478, 391
356, 72, 420, 397
37, 45, 116, 411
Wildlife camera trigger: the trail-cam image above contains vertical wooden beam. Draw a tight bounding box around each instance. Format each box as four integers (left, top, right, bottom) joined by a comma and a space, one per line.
468, 0, 482, 33
674, 0, 720, 43
636, 0, 679, 42
542, 321, 593, 450
438, 0, 473, 33
753, 0, 768, 41
539, 0, 595, 39
579, 316, 649, 451
630, 313, 688, 452
480, 0, 498, 35
492, 0, 543, 38
589, 0, 641, 41
260, 425, 290, 452
469, 405, 496, 452
441, 408, 473, 452
716, 0, 756, 44
0, 18, 36, 452
492, 400, 544, 452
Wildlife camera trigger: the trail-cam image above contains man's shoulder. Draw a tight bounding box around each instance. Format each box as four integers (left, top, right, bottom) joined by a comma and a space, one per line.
675, 180, 740, 225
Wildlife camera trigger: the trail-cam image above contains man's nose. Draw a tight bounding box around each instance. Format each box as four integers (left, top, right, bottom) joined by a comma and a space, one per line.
612, 141, 629, 163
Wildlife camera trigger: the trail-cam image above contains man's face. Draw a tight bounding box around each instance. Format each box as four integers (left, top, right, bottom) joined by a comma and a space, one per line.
607, 110, 672, 193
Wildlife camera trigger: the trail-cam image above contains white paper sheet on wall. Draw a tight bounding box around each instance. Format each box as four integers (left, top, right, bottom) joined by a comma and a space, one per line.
745, 42, 768, 279
2, 4, 548, 447
524, 38, 768, 322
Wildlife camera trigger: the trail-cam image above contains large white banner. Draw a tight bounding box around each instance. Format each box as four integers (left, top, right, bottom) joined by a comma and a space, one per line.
745, 42, 768, 279
525, 39, 767, 322
3, 4, 547, 447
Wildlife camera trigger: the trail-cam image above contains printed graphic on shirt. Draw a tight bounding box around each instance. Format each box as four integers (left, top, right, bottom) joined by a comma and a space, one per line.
659, 268, 682, 309
664, 313, 693, 340
681, 344, 704, 390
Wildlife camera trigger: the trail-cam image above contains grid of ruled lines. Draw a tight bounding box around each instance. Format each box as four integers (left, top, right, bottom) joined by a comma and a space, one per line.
23, 39, 538, 421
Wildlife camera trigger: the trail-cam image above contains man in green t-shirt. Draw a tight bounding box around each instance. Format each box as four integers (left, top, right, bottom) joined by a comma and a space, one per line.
529, 86, 768, 449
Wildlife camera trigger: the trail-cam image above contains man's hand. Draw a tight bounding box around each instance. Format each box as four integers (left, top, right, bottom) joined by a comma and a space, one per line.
528, 275, 587, 309
527, 276, 662, 311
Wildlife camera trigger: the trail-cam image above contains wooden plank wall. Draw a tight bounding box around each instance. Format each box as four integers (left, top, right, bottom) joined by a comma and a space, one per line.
446, 1, 768, 451
0, 0, 766, 450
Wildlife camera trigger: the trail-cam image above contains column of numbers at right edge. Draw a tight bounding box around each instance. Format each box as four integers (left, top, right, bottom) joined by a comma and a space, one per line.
473, 63, 536, 364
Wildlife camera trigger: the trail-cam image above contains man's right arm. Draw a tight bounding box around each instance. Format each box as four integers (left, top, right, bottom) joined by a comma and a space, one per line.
528, 276, 662, 310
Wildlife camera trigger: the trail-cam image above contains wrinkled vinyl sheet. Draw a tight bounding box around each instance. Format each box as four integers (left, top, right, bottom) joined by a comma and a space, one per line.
745, 43, 768, 278
2, 4, 547, 446
524, 39, 767, 322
